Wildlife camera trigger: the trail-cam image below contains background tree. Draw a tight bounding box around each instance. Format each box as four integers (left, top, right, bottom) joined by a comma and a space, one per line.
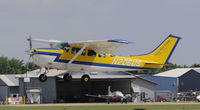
25, 62, 39, 71
0, 56, 39, 74
190, 64, 200, 67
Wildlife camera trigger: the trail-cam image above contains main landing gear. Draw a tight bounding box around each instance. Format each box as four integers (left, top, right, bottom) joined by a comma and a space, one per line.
63, 73, 72, 82
63, 73, 90, 83
63, 72, 90, 83
81, 74, 90, 83
39, 69, 91, 83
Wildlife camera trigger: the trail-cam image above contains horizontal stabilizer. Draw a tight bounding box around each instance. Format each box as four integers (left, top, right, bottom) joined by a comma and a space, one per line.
144, 62, 167, 66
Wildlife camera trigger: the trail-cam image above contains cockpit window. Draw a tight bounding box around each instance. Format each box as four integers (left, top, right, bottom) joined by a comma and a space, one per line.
71, 47, 86, 55
55, 42, 70, 52
88, 50, 96, 57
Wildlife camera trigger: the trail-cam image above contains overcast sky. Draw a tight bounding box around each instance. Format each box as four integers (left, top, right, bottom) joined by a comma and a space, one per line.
0, 0, 199, 66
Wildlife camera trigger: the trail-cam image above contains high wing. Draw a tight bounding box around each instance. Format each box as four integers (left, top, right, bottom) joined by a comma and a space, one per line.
69, 39, 132, 54
28, 37, 132, 54
27, 38, 61, 48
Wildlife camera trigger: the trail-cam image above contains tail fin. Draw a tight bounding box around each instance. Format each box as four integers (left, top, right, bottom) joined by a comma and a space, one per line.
134, 34, 181, 66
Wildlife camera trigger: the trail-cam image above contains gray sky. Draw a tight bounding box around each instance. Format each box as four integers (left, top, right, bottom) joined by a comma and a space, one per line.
0, 0, 199, 66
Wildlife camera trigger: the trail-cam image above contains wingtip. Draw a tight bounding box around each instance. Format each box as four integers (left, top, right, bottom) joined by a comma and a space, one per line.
108, 39, 133, 44
168, 34, 182, 39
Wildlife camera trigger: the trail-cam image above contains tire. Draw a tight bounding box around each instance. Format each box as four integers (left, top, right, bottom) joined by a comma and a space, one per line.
63, 73, 72, 82
107, 99, 110, 104
39, 74, 47, 82
81, 74, 90, 83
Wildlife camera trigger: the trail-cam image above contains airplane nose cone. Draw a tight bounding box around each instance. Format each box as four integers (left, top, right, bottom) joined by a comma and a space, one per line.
26, 49, 37, 55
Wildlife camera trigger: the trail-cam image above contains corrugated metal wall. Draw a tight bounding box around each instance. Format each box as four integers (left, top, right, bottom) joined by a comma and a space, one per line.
19, 77, 57, 103
179, 70, 200, 92
141, 75, 178, 93
132, 78, 156, 102
0, 78, 19, 102
0, 86, 8, 102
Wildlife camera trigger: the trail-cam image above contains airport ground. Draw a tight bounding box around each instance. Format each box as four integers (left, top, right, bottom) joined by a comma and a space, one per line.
1, 102, 200, 110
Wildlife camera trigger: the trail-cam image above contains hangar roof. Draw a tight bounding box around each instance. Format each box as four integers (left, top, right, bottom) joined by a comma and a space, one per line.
0, 75, 19, 86
154, 68, 200, 78
194, 69, 200, 73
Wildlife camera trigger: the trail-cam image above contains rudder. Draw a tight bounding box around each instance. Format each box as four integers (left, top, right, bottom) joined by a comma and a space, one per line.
135, 34, 181, 65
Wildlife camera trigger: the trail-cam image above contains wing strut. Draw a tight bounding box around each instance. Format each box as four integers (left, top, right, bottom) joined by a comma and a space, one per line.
68, 44, 88, 64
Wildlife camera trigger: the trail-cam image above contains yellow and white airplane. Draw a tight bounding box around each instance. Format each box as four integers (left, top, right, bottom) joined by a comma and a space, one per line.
27, 34, 181, 83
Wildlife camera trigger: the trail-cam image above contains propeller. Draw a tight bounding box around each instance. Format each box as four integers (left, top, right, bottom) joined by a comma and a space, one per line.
26, 35, 37, 56
26, 35, 33, 78
26, 35, 38, 77
28, 35, 32, 50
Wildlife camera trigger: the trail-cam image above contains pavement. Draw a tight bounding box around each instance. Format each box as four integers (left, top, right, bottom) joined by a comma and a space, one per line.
1, 102, 200, 107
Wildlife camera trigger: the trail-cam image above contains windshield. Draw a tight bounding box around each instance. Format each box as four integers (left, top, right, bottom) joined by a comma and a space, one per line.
55, 42, 70, 52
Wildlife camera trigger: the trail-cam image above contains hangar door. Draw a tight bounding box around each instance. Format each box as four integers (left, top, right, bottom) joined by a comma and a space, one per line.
56, 79, 131, 103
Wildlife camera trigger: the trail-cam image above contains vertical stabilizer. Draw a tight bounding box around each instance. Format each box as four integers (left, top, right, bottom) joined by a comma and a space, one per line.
133, 34, 181, 67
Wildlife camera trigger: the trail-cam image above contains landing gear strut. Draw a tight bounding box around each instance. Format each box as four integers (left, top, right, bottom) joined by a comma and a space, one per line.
63, 73, 72, 82
39, 68, 48, 82
81, 74, 90, 83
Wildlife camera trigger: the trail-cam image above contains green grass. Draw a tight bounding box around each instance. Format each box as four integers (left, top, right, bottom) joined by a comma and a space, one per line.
1, 104, 200, 110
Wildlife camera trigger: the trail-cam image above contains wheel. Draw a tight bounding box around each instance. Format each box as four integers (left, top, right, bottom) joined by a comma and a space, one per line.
81, 74, 90, 83
107, 99, 110, 104
39, 74, 47, 82
125, 99, 128, 104
63, 73, 72, 82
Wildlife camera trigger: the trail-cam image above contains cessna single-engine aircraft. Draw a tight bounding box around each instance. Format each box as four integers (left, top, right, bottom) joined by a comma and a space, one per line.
27, 34, 181, 83
86, 86, 131, 104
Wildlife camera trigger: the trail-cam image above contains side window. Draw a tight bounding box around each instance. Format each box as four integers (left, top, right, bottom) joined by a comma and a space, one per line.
98, 54, 106, 58
110, 54, 116, 57
88, 50, 96, 57
71, 47, 86, 55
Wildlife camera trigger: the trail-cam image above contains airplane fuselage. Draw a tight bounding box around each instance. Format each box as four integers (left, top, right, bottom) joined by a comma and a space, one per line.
32, 47, 156, 73
110, 91, 124, 99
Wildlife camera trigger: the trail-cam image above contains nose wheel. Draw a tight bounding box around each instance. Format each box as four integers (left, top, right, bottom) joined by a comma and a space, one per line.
39, 74, 47, 82
39, 68, 49, 82
81, 74, 90, 83
63, 73, 72, 82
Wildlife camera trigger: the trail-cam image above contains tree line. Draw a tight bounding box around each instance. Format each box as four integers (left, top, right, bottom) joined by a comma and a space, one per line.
0, 56, 199, 75
0, 56, 39, 74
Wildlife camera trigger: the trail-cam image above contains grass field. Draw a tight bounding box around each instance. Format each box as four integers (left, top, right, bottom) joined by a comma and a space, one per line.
1, 104, 200, 110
